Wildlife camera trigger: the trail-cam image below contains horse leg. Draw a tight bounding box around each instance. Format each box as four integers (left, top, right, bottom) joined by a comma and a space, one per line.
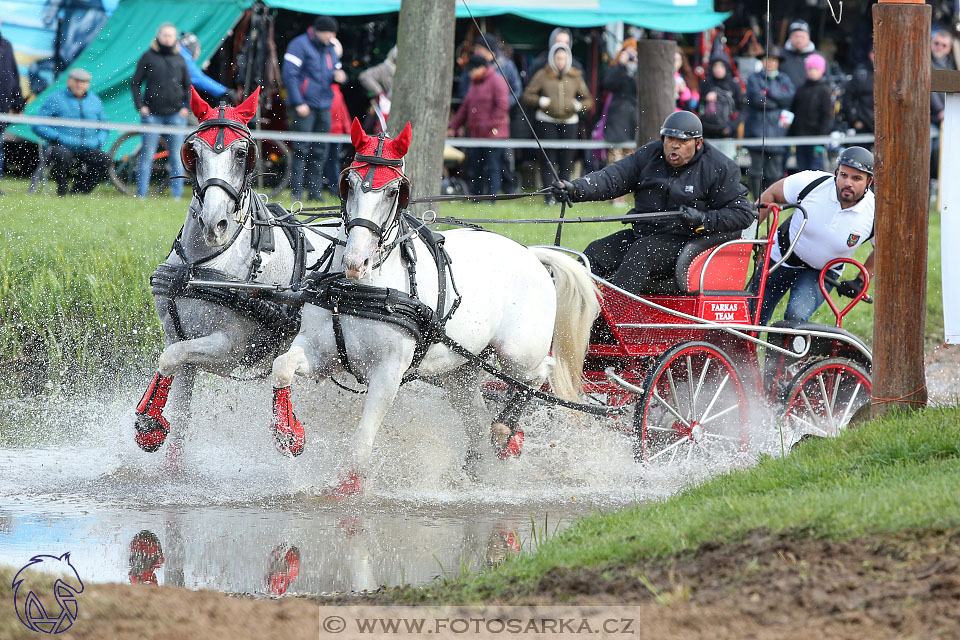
327, 363, 404, 498
439, 366, 489, 477
269, 344, 312, 457
164, 364, 196, 469
489, 355, 554, 459
135, 333, 233, 453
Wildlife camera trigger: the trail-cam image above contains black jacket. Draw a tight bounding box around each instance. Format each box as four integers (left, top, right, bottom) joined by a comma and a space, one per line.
600, 64, 637, 144
131, 41, 191, 115
0, 36, 24, 114
570, 139, 756, 237
840, 65, 874, 132
789, 78, 834, 136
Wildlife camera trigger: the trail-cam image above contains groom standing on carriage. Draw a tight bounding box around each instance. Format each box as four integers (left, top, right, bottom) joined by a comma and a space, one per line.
552, 111, 756, 292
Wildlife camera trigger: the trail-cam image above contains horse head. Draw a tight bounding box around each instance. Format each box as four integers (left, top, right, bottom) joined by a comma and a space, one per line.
340, 117, 412, 280
181, 86, 259, 247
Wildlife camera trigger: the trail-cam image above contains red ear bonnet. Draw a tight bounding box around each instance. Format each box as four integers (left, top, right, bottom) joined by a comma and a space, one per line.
347, 121, 412, 189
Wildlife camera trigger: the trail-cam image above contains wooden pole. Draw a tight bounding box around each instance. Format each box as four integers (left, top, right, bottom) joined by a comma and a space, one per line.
871, 0, 931, 416
390, 0, 456, 215
635, 40, 676, 146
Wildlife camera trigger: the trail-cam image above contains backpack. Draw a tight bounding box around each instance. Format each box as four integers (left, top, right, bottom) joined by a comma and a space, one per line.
701, 87, 736, 128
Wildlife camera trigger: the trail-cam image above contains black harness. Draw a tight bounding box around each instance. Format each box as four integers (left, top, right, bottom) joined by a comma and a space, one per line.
150, 195, 310, 364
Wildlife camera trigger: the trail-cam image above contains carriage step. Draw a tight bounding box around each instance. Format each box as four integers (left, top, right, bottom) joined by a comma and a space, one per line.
604, 367, 645, 395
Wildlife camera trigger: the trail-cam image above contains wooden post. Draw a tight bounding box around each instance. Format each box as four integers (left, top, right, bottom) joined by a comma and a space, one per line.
871, 0, 931, 416
635, 40, 676, 146
390, 0, 456, 214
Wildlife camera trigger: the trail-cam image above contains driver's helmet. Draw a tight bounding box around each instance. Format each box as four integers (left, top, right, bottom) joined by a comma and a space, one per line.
837, 146, 874, 176
660, 110, 703, 139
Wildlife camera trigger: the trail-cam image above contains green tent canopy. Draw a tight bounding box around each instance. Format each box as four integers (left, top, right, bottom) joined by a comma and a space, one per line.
262, 0, 730, 31
11, 0, 248, 145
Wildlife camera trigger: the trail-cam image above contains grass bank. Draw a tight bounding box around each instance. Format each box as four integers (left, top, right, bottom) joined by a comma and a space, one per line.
0, 177, 945, 391
382, 405, 960, 603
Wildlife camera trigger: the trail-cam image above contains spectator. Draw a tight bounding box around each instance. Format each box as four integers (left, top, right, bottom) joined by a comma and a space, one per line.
744, 46, 795, 198
323, 37, 350, 199
178, 32, 231, 105
130, 23, 191, 199
522, 43, 592, 203
0, 17, 25, 195
600, 38, 638, 206
458, 33, 521, 106
789, 54, 833, 172
780, 20, 824, 92
840, 49, 874, 136
31, 68, 109, 196
674, 50, 699, 112
358, 45, 396, 133
281, 15, 346, 202
448, 55, 509, 197
931, 29, 955, 189
527, 28, 585, 80
699, 53, 743, 138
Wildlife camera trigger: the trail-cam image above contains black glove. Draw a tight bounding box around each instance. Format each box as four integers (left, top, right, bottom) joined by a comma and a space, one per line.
679, 205, 706, 232
550, 180, 576, 205
835, 277, 865, 298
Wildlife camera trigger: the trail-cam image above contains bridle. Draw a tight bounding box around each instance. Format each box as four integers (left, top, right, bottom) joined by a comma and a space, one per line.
180, 103, 258, 221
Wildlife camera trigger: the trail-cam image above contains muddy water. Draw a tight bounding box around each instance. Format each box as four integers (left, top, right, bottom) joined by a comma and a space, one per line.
0, 376, 781, 596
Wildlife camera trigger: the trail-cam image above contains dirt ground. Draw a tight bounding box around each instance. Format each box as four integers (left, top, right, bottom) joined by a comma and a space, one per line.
5, 528, 958, 640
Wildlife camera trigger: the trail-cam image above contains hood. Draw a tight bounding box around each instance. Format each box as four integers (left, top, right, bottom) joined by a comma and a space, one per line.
150, 38, 179, 55
708, 53, 734, 77
548, 42, 572, 75
548, 27, 572, 49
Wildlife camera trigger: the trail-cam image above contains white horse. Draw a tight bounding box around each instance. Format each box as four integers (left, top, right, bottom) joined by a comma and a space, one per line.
134, 87, 323, 456
269, 118, 599, 496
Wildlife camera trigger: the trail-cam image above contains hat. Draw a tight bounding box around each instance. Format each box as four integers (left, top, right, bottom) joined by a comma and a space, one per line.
68, 68, 92, 82
466, 54, 488, 72
179, 32, 200, 58
473, 32, 499, 53
758, 46, 784, 61
313, 15, 338, 33
804, 53, 826, 73
788, 19, 810, 35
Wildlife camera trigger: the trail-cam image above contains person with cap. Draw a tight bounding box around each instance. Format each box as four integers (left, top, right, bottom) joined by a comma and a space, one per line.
0, 17, 25, 195
752, 146, 876, 326
698, 51, 744, 139
550, 111, 756, 294
457, 33, 521, 106
744, 46, 796, 198
447, 55, 510, 197
359, 45, 397, 133
31, 67, 110, 196
780, 19, 825, 92
522, 42, 592, 204
788, 53, 834, 172
930, 29, 956, 195
178, 32, 231, 105
281, 15, 346, 202
131, 22, 191, 199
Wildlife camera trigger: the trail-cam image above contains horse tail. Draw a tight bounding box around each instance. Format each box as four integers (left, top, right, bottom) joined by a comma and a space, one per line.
531, 248, 600, 403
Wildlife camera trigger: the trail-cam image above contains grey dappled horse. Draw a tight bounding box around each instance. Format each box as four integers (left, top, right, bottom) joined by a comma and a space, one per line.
134, 87, 322, 456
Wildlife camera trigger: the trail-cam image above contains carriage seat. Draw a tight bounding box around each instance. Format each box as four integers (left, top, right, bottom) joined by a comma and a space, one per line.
635, 227, 754, 295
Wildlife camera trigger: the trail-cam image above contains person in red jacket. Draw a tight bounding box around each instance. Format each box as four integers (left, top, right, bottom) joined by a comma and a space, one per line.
447, 55, 509, 197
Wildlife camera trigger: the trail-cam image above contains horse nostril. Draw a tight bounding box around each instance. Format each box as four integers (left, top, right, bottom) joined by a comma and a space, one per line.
216, 220, 228, 234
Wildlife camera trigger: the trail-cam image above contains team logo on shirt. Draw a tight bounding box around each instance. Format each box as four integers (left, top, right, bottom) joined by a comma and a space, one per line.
684, 185, 694, 193
847, 233, 860, 247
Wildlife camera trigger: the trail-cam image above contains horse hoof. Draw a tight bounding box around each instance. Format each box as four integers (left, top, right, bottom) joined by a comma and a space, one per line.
134, 413, 169, 453
325, 470, 364, 499
496, 430, 524, 460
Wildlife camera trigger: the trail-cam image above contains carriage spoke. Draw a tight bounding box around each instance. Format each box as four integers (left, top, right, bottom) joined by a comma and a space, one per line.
816, 374, 837, 432
789, 413, 830, 437
666, 368, 684, 420
829, 370, 842, 417
686, 355, 696, 418
652, 391, 691, 427
700, 403, 739, 425
837, 383, 863, 428
701, 432, 740, 442
799, 387, 819, 420
646, 425, 680, 433
700, 374, 730, 421
693, 357, 711, 412
647, 435, 692, 463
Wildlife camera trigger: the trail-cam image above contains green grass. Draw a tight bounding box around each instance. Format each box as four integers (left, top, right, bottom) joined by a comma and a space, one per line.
388, 405, 960, 603
0, 177, 946, 390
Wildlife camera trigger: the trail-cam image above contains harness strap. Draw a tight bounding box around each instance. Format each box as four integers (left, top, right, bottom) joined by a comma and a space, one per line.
198, 177, 242, 204
353, 153, 403, 167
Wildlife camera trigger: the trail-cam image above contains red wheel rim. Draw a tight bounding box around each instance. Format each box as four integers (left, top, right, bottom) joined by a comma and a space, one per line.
784, 362, 870, 437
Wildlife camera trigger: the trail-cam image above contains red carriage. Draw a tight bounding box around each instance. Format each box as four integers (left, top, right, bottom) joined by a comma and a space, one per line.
547, 204, 873, 464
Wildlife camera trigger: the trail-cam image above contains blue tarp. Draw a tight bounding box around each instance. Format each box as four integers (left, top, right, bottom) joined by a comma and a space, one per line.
262, 0, 730, 32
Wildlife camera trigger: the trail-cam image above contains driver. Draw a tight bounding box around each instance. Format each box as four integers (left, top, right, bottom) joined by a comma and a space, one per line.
552, 111, 755, 293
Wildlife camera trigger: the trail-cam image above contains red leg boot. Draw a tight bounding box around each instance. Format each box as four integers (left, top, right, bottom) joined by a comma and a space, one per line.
495, 426, 525, 460
271, 387, 305, 457
135, 373, 173, 453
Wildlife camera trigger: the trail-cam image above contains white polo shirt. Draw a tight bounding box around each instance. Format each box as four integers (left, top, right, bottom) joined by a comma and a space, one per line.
770, 170, 875, 270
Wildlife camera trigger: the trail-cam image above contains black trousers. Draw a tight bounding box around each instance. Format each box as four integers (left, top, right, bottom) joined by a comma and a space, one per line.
535, 120, 578, 190
747, 149, 785, 199
584, 228, 691, 293
48, 144, 110, 195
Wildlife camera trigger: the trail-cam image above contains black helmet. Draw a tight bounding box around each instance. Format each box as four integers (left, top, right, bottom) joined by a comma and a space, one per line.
837, 146, 874, 176
660, 111, 703, 139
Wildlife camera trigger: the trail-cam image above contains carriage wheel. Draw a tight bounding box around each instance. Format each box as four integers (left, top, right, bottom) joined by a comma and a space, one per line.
781, 357, 871, 439
634, 342, 749, 465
